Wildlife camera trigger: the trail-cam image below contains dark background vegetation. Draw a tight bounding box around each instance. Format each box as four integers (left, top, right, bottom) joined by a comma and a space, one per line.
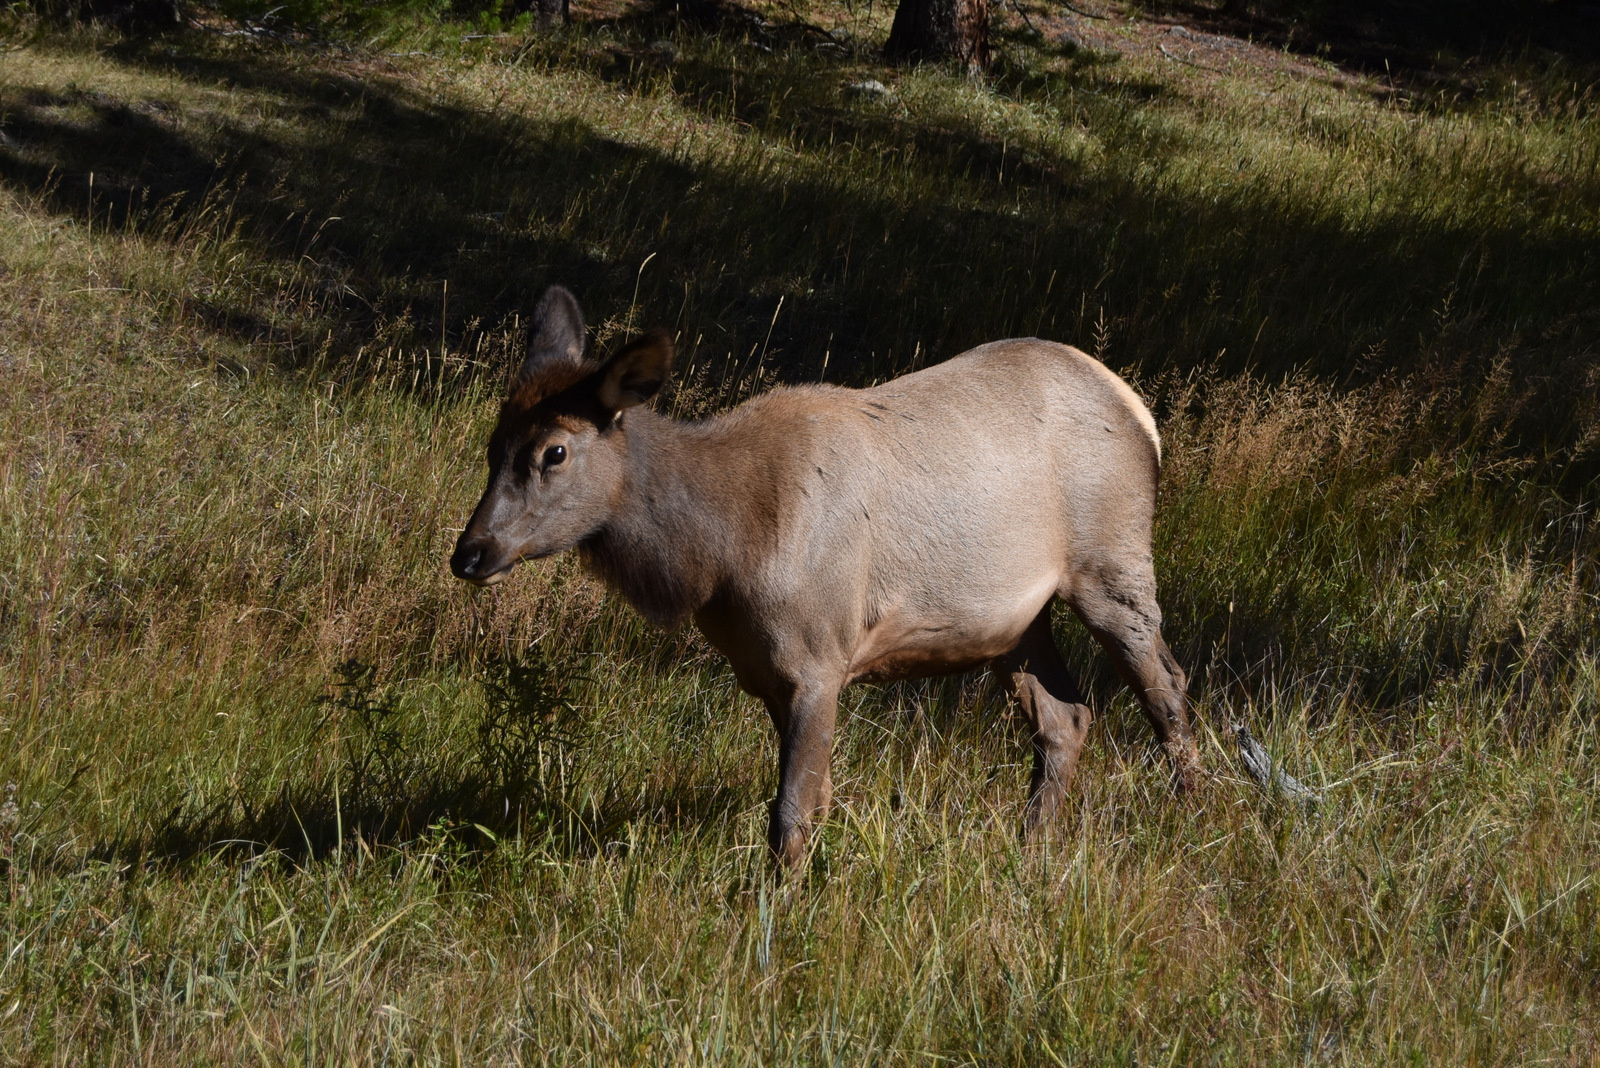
11, 1, 1600, 399
1201, 1, 1600, 74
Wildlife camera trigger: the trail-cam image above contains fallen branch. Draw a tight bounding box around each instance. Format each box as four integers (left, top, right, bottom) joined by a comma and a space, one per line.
1233, 723, 1320, 806
1159, 44, 1225, 73
1010, 0, 1045, 37
1061, 2, 1111, 18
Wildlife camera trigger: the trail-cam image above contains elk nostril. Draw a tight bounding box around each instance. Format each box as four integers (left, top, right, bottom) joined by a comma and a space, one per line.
451, 544, 485, 579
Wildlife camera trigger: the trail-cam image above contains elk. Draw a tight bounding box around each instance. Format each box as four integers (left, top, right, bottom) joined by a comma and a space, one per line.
451, 286, 1201, 867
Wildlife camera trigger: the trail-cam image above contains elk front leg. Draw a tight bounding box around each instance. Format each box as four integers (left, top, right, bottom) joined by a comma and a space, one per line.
764, 681, 838, 869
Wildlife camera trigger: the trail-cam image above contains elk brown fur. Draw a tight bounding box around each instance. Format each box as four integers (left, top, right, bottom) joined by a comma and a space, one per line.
451, 286, 1202, 867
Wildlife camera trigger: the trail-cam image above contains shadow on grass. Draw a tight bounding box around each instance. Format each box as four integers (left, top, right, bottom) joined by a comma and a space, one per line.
86, 654, 751, 869
108, 772, 750, 869
1147, 0, 1600, 96
103, 777, 751, 870
0, 24, 1594, 392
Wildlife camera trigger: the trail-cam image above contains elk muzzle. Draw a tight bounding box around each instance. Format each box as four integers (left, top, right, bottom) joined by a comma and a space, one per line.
450, 532, 512, 585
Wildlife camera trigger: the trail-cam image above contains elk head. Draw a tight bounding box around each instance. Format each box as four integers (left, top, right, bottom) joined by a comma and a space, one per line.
450, 286, 674, 586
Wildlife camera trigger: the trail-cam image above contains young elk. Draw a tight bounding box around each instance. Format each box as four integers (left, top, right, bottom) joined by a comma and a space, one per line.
451, 286, 1201, 867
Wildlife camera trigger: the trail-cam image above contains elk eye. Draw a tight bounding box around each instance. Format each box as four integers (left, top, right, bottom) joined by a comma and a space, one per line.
543, 444, 567, 467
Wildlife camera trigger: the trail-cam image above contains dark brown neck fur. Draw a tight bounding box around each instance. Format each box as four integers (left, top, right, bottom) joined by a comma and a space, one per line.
580, 409, 762, 627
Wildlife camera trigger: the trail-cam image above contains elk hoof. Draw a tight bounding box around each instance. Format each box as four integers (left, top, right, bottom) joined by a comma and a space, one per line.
1168, 739, 1206, 796
769, 821, 810, 871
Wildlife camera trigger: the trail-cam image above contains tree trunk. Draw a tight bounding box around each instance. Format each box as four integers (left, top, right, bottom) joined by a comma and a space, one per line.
884, 0, 990, 71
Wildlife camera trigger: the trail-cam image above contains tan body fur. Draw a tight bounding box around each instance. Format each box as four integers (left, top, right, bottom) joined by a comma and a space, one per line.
452, 288, 1200, 867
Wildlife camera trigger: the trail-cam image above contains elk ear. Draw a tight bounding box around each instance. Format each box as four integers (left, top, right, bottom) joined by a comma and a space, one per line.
520, 285, 587, 378
597, 328, 675, 412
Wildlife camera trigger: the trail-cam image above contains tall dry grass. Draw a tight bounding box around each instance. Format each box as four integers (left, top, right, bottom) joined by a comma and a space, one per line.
1, 4, 1597, 1063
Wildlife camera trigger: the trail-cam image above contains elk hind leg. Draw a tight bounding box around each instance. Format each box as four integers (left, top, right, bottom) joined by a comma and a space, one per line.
1069, 561, 1201, 791
995, 606, 1093, 836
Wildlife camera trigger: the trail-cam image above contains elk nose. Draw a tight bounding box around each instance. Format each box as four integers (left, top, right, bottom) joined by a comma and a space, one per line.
450, 540, 486, 580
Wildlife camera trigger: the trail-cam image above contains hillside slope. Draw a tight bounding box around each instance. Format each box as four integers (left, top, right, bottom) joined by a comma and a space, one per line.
2, 3, 1597, 1062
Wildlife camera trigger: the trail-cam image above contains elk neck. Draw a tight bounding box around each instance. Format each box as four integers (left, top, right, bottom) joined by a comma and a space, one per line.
580, 406, 761, 627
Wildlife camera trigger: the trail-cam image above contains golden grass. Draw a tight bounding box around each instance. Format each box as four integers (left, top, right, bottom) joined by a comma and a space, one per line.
1, 5, 1597, 1062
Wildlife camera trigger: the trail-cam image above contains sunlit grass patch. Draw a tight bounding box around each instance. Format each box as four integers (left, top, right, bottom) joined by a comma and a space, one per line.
1, 5, 1597, 1062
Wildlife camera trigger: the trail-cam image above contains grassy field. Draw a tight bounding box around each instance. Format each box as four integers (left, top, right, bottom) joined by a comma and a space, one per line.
2, 1, 1598, 1062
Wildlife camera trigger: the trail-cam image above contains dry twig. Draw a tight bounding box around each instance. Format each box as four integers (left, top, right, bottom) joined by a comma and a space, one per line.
1234, 723, 1320, 806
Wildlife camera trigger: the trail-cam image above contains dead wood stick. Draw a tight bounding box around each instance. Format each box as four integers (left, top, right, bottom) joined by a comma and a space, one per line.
1233, 723, 1320, 806
1159, 44, 1225, 73
1010, 0, 1045, 37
